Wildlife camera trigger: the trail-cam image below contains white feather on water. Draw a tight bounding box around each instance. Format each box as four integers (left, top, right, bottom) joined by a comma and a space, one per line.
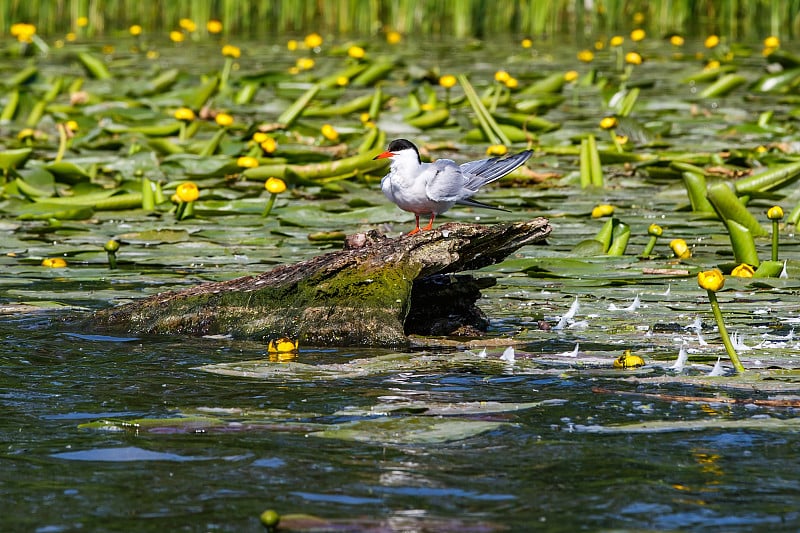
708, 356, 725, 376
671, 343, 688, 371
608, 294, 641, 312
500, 346, 515, 363
554, 296, 579, 330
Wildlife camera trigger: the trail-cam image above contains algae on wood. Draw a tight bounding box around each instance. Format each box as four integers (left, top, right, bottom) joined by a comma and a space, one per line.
92, 218, 551, 346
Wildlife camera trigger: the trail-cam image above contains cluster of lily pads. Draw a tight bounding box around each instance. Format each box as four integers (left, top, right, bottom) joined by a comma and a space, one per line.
4, 21, 800, 373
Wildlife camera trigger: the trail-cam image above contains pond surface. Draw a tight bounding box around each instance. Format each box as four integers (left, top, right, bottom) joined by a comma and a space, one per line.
3, 36, 800, 531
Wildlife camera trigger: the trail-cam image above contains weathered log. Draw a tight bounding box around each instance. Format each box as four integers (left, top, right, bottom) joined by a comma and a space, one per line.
92, 218, 551, 346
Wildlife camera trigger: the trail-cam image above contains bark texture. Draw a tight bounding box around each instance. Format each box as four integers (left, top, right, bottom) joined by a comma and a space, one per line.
92, 218, 551, 346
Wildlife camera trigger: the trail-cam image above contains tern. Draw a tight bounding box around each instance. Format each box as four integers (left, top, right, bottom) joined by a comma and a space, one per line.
374, 139, 532, 235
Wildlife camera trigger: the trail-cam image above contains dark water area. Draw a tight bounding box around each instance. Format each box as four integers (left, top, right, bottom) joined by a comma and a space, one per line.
3, 309, 800, 531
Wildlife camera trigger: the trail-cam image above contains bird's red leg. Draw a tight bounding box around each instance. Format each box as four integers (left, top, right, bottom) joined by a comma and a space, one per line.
406, 214, 421, 235
421, 213, 436, 231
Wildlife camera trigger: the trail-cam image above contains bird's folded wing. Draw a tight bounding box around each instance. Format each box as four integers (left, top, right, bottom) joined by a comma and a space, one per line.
425, 159, 463, 202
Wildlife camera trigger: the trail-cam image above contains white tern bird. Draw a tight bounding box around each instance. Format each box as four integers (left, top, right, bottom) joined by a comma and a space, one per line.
374, 139, 532, 235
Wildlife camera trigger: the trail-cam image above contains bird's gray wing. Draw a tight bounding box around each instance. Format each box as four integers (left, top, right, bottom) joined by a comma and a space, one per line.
459, 150, 533, 192
425, 159, 464, 202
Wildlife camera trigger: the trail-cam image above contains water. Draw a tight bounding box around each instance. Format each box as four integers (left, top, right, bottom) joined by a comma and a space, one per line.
4, 37, 800, 531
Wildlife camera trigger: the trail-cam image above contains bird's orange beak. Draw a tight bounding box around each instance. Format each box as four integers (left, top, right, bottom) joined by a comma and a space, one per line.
373, 151, 394, 160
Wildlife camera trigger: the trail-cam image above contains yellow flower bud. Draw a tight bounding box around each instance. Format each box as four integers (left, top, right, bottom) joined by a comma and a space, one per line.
731, 264, 755, 278
287, 39, 298, 51
670, 238, 691, 259
577, 49, 595, 62
697, 269, 725, 292
505, 77, 519, 89
591, 204, 615, 218
176, 182, 199, 203
767, 205, 784, 220
252, 132, 268, 144
265, 177, 286, 194
207, 20, 223, 34
439, 75, 457, 89
386, 30, 402, 44
764, 35, 780, 49
670, 35, 684, 46
648, 224, 663, 236
609, 35, 624, 47
129, 24, 142, 36
169, 30, 185, 43
564, 70, 579, 82
104, 239, 120, 253
521, 38, 533, 48
336, 76, 349, 86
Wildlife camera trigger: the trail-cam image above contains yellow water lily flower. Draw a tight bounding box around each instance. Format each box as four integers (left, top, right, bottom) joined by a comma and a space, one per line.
614, 350, 644, 369
174, 107, 195, 121
630, 29, 645, 42
625, 52, 643, 65
260, 138, 278, 154
179, 18, 197, 32
336, 76, 349, 86
609, 35, 624, 47
386, 30, 402, 44
296, 57, 315, 70
221, 44, 240, 58
252, 132, 268, 144
591, 204, 615, 218
321, 124, 339, 141
670, 238, 691, 259
670, 35, 684, 46
494, 70, 510, 83
486, 144, 508, 156
697, 269, 725, 292
731, 264, 755, 278
304, 32, 323, 48
215, 113, 234, 127
521, 38, 533, 48
599, 116, 618, 130
767, 205, 784, 220
648, 224, 663, 237
505, 77, 519, 89
129, 24, 142, 36
564, 70, 579, 82
347, 45, 365, 59
287, 39, 298, 51
439, 75, 457, 89
169, 30, 185, 43
237, 156, 259, 168
42, 257, 67, 268
577, 49, 594, 62
268, 337, 298, 353
764, 35, 780, 48
265, 177, 286, 194
207, 20, 223, 34
704, 35, 720, 48
176, 182, 199, 203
